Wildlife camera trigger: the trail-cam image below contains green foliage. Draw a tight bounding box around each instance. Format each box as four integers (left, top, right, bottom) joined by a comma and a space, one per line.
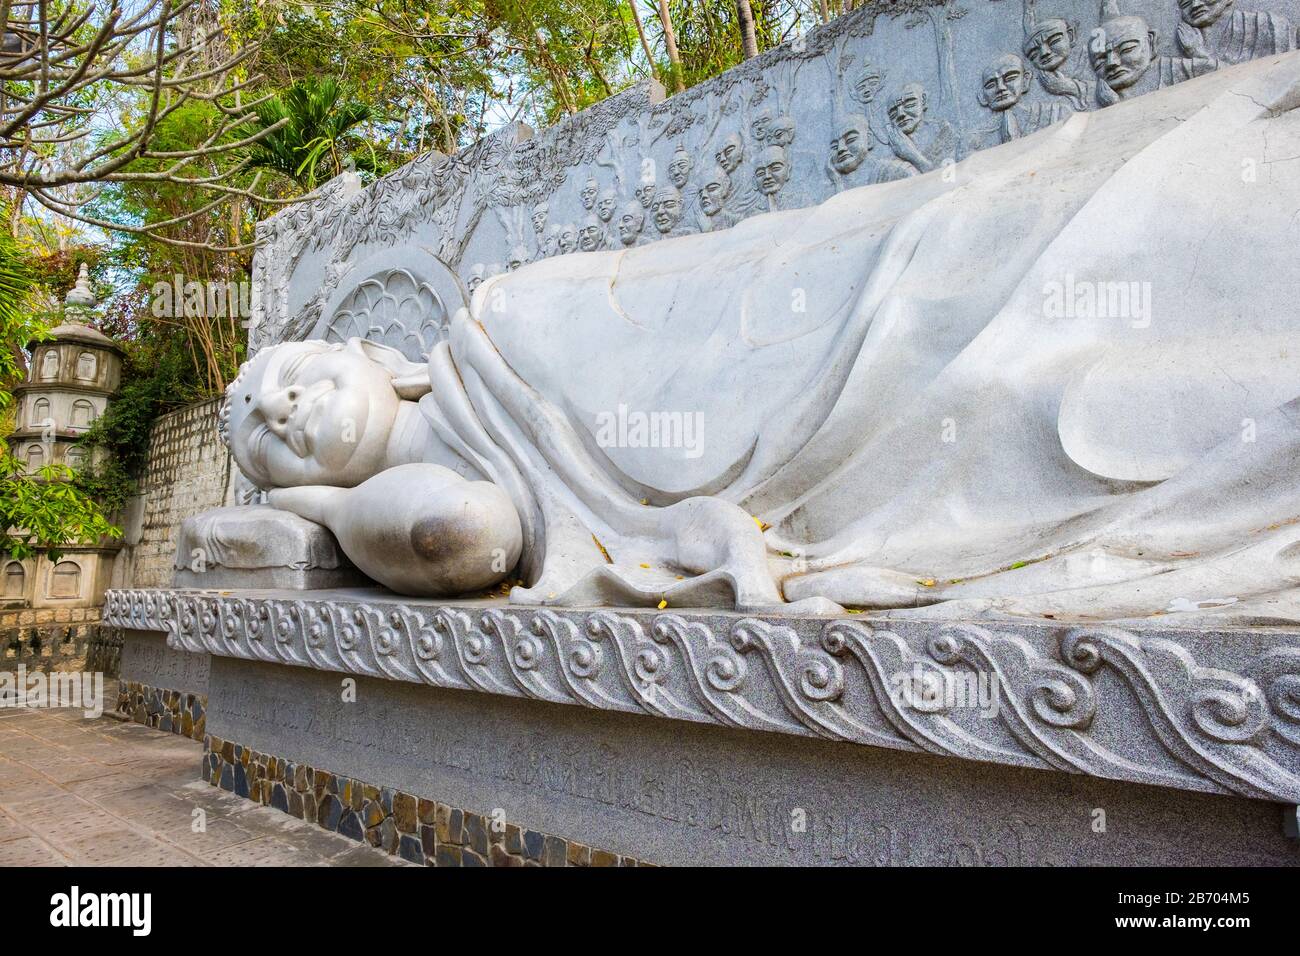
75, 338, 202, 514
0, 453, 121, 562
249, 78, 378, 189
0, 212, 41, 409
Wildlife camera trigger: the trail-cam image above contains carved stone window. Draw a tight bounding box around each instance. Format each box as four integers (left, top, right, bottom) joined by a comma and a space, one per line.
40, 349, 59, 379
31, 397, 50, 428
70, 399, 95, 429
76, 351, 97, 380
25, 443, 44, 469
3, 562, 25, 599
48, 560, 82, 599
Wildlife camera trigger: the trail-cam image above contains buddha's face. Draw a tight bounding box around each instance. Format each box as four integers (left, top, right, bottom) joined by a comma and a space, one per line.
580, 179, 598, 209
531, 203, 548, 234
1024, 19, 1074, 71
225, 340, 400, 489
980, 55, 1030, 112
651, 187, 683, 233
669, 150, 692, 188
1092, 17, 1156, 91
698, 166, 732, 215
768, 116, 795, 148
887, 85, 927, 134
558, 224, 578, 253
617, 201, 644, 244
596, 189, 617, 222
1178, 0, 1234, 28
853, 63, 883, 104
715, 133, 743, 173
578, 217, 604, 251
830, 116, 872, 174
754, 146, 789, 196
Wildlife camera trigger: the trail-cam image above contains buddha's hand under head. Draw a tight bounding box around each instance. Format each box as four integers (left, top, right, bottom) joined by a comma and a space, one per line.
268, 463, 522, 597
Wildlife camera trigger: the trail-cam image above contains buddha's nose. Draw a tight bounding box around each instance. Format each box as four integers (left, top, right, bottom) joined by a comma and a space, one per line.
256, 385, 302, 437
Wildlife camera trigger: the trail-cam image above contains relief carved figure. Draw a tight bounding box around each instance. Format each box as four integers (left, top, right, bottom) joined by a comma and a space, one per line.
668, 144, 693, 189
1175, 0, 1297, 64
697, 163, 738, 230
884, 83, 956, 173
975, 53, 1071, 145
634, 169, 657, 209
754, 145, 792, 207
828, 115, 912, 187
1091, 6, 1217, 105
578, 215, 606, 252
557, 223, 579, 254
616, 199, 649, 246
650, 185, 687, 235
580, 177, 599, 210
1023, 16, 1095, 111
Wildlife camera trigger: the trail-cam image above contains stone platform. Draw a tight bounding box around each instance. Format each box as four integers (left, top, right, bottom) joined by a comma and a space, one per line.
106, 587, 1300, 865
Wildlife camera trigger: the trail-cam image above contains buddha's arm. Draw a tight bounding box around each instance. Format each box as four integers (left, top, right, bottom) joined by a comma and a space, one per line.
267, 463, 522, 597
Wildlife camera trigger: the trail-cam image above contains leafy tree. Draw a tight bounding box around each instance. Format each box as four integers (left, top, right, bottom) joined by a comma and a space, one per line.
249, 78, 378, 189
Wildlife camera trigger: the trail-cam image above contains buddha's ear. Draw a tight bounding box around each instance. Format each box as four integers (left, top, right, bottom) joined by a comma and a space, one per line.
345, 337, 431, 398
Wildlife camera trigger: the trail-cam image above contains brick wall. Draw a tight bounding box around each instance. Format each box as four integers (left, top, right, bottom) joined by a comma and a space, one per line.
123, 397, 233, 589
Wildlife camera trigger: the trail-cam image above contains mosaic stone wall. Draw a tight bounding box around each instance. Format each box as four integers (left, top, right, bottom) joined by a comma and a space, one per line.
0, 615, 114, 674
116, 680, 206, 741
202, 734, 652, 867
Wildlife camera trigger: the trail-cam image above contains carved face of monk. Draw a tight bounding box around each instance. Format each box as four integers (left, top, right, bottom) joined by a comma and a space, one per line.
715, 133, 743, 173
596, 189, 617, 222
853, 62, 883, 104
578, 217, 604, 251
1178, 0, 1234, 28
830, 116, 872, 174
754, 146, 790, 196
557, 224, 578, 253
651, 186, 684, 233
980, 55, 1031, 112
1091, 17, 1157, 91
669, 149, 692, 188
508, 245, 530, 270
580, 179, 598, 209
887, 84, 927, 135
530, 203, 548, 234
768, 116, 796, 148
698, 165, 732, 215
635, 176, 656, 209
226, 340, 401, 488
1024, 19, 1074, 72
617, 201, 644, 245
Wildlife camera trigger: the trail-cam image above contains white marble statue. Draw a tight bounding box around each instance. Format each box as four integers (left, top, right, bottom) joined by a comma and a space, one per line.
223, 53, 1300, 624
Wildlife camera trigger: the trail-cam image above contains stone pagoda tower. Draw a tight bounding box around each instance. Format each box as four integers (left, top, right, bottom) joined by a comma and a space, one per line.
3, 263, 124, 610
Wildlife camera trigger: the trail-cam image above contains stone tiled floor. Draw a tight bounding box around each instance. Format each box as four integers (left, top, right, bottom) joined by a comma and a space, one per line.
0, 685, 409, 866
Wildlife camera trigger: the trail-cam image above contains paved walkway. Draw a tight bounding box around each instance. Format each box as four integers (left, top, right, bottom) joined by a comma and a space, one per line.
0, 686, 408, 866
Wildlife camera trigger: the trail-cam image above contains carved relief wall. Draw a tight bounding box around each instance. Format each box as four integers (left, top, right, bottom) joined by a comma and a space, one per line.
248, 0, 1300, 359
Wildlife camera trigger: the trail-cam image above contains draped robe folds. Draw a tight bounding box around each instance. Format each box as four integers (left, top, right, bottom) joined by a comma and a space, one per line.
418, 54, 1300, 625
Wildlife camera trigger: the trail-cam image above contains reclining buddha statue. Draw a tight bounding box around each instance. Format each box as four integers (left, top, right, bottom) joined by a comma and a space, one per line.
219, 52, 1300, 625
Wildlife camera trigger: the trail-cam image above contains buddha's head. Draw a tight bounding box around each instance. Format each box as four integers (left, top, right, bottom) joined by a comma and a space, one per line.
578, 216, 604, 251
668, 146, 693, 188
651, 185, 684, 234
221, 338, 427, 489
596, 188, 618, 222
617, 200, 645, 245
1023, 18, 1075, 72
887, 83, 928, 135
715, 132, 744, 174
754, 145, 790, 196
979, 53, 1032, 112
698, 164, 732, 215
830, 115, 873, 174
1091, 15, 1157, 91
1177, 0, 1234, 29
